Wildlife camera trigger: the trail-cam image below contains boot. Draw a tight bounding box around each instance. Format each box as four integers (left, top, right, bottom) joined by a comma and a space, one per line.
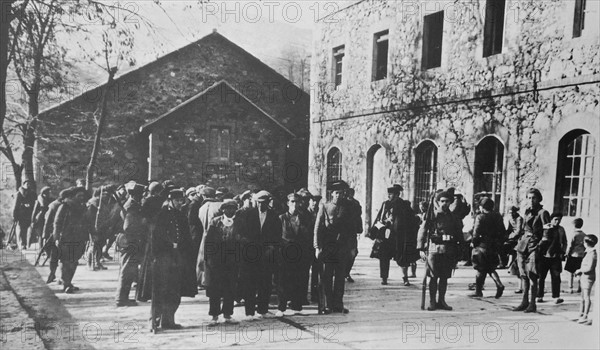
437, 279, 452, 310
469, 275, 484, 297
525, 282, 537, 313
427, 281, 437, 311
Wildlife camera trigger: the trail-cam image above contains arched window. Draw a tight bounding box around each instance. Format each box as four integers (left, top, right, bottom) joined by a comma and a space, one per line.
326, 147, 342, 183
474, 136, 504, 210
414, 141, 438, 206
555, 130, 596, 217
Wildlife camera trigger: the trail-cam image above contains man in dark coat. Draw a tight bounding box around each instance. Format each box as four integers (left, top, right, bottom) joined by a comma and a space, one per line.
276, 193, 314, 316
187, 188, 203, 267
345, 188, 363, 283
197, 187, 223, 288
514, 188, 550, 313
308, 194, 323, 303
417, 189, 464, 311
53, 187, 90, 293
13, 179, 36, 250
115, 182, 147, 307
29, 186, 52, 247
136, 181, 164, 302
314, 181, 354, 314
204, 199, 240, 325
470, 197, 506, 298
42, 188, 70, 284
150, 188, 196, 332
371, 185, 419, 286
236, 190, 282, 320
537, 212, 567, 304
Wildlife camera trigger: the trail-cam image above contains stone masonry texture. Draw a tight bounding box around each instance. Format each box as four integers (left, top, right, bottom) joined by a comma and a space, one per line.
308, 0, 600, 232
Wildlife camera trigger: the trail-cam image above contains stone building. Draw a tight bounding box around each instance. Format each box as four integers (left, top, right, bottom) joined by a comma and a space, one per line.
35, 31, 309, 194
308, 0, 600, 233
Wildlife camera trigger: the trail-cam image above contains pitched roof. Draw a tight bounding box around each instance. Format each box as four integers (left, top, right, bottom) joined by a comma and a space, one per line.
39, 31, 306, 131
139, 80, 297, 138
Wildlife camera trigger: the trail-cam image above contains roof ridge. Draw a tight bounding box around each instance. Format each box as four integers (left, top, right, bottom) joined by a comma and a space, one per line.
139, 80, 297, 138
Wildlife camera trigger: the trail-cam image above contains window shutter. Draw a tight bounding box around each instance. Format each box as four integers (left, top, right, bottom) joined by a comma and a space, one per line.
573, 0, 585, 38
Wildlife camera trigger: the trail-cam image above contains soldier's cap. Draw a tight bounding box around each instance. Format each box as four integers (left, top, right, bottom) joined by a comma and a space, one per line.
167, 188, 184, 199
435, 188, 455, 203
241, 190, 253, 201
393, 184, 404, 192
328, 180, 349, 191
201, 186, 216, 198
311, 195, 323, 201
58, 188, 72, 200
296, 188, 313, 198
185, 187, 197, 197
254, 190, 272, 202
287, 193, 300, 201
220, 199, 238, 210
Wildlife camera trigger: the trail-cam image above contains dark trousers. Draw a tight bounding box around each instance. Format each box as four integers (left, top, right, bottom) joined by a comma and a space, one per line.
537, 256, 562, 298
278, 244, 308, 311
209, 296, 234, 317
17, 221, 30, 248
322, 246, 348, 310
242, 263, 276, 316
380, 257, 391, 279
58, 242, 85, 287
345, 235, 358, 277
115, 246, 140, 303
48, 243, 59, 277
310, 258, 321, 301
151, 252, 182, 328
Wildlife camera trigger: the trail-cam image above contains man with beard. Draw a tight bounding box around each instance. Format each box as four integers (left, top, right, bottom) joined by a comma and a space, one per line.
236, 190, 282, 320
314, 181, 353, 314
53, 187, 90, 293
417, 189, 464, 311
150, 188, 195, 332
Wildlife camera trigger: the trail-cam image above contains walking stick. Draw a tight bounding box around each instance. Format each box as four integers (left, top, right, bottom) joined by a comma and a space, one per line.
420, 193, 436, 310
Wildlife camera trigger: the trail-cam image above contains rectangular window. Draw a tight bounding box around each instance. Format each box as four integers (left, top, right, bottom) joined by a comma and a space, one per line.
483, 0, 506, 57
573, 0, 587, 38
422, 11, 444, 70
333, 45, 345, 87
373, 30, 389, 81
209, 127, 230, 161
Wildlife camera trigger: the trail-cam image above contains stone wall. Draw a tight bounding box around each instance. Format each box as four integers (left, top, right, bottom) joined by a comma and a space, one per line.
309, 0, 600, 232
146, 82, 295, 194
35, 31, 309, 189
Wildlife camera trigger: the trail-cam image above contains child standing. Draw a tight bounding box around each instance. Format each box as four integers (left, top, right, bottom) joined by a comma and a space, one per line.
565, 218, 587, 293
574, 234, 597, 326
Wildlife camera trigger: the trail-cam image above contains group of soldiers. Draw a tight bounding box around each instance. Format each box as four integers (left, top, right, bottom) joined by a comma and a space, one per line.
7, 178, 597, 331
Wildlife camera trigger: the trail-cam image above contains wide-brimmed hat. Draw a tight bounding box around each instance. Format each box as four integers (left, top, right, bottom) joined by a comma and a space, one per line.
201, 186, 216, 198
328, 180, 349, 191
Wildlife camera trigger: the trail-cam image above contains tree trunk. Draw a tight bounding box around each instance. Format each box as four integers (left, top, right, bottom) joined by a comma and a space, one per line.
1, 130, 22, 188
0, 0, 13, 134
86, 69, 117, 191
20, 89, 38, 187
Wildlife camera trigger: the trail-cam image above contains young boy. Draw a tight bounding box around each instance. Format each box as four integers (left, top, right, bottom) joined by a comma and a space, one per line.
565, 218, 587, 293
574, 234, 597, 326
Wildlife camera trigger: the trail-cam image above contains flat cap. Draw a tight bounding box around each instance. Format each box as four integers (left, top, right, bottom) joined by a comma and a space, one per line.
328, 180, 349, 191
254, 190, 271, 202
220, 199, 238, 210
201, 186, 216, 197
167, 188, 184, 199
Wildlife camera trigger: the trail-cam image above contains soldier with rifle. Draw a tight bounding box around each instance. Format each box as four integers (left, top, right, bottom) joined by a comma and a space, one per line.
417, 189, 464, 311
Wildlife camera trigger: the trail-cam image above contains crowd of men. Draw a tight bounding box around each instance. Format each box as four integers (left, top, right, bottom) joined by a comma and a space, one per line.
5, 178, 597, 331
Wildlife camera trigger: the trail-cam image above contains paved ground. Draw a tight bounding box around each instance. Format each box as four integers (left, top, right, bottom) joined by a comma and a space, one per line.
1, 238, 598, 349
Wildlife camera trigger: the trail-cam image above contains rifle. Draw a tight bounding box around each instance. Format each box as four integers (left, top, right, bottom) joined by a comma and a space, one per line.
420, 193, 437, 310
34, 238, 53, 266
5, 221, 18, 250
